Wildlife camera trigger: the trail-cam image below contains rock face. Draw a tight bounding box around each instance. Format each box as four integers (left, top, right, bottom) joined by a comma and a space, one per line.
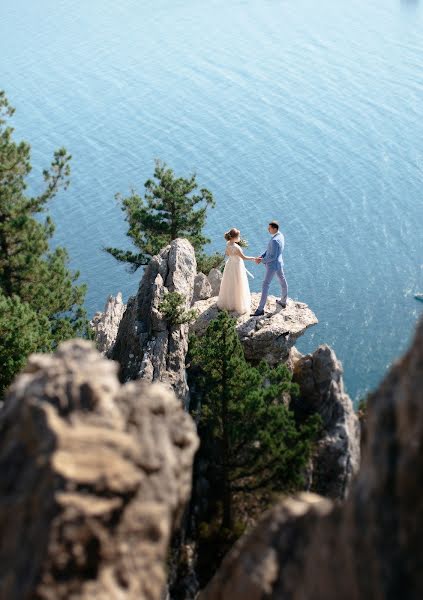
0, 340, 199, 600
192, 273, 212, 303
103, 245, 317, 404
207, 268, 222, 296
111, 239, 196, 405
199, 318, 423, 600
191, 295, 318, 364
90, 292, 126, 354
292, 345, 360, 500
200, 493, 332, 600
285, 346, 304, 372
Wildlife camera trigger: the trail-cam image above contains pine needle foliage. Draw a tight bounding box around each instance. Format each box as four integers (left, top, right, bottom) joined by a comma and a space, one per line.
158, 291, 198, 326
105, 160, 220, 273
196, 252, 224, 275
189, 311, 321, 529
0, 91, 90, 395
0, 292, 51, 395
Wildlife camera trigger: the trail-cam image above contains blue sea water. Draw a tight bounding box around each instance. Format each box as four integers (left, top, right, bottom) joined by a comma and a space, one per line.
1, 0, 422, 401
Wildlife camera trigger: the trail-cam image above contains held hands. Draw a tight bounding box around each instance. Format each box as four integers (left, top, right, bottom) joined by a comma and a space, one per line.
254, 257, 262, 264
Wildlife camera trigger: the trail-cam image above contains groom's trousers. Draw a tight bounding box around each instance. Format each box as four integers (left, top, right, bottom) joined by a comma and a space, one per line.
257, 266, 288, 311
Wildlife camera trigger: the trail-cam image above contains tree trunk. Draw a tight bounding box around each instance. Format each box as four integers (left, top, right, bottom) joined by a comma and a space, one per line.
221, 327, 232, 530
0, 231, 14, 297
222, 475, 232, 530
170, 200, 178, 240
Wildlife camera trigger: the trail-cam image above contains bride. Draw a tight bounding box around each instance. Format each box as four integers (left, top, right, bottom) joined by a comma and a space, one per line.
217, 228, 256, 314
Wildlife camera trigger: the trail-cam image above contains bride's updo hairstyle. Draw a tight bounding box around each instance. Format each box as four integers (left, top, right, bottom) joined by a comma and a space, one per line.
224, 228, 240, 241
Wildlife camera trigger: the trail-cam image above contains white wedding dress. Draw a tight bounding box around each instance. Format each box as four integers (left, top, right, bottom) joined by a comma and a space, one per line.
217, 243, 251, 314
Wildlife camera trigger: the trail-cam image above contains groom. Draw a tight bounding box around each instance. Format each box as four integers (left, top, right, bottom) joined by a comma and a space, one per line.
251, 221, 288, 317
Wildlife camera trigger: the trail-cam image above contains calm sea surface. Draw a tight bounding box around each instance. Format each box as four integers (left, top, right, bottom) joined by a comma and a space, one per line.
1, 0, 422, 401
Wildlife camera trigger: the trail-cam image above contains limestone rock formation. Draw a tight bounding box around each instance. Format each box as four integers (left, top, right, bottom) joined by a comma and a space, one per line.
292, 344, 360, 499
200, 493, 332, 600
111, 239, 196, 405
0, 339, 199, 600
207, 268, 222, 296
192, 273, 212, 303
90, 292, 126, 354
286, 346, 304, 372
191, 295, 318, 364
199, 318, 423, 600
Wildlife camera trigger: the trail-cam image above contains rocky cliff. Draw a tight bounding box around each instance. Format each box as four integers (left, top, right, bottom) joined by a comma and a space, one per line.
96, 240, 357, 506
199, 319, 423, 600
3, 237, 421, 599
107, 239, 319, 403
111, 239, 197, 406
292, 344, 360, 499
0, 340, 199, 600
191, 295, 318, 364
90, 292, 126, 354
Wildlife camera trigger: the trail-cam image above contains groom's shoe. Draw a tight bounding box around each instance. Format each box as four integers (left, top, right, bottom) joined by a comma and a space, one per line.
251, 309, 265, 317
276, 299, 287, 308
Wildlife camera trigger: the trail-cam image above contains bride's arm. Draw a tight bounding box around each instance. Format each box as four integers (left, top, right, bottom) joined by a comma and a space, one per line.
233, 246, 255, 261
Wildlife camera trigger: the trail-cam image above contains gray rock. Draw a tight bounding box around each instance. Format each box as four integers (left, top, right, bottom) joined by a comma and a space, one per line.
207, 268, 223, 296
0, 339, 199, 600
192, 273, 212, 303
292, 344, 360, 500
191, 294, 318, 364
111, 239, 196, 406
286, 346, 304, 372
199, 493, 332, 600
90, 292, 126, 354
199, 318, 423, 600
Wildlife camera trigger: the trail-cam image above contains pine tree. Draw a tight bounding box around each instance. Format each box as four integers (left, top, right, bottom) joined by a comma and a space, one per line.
158, 291, 198, 326
0, 292, 51, 395
190, 311, 321, 529
0, 91, 90, 394
105, 160, 223, 273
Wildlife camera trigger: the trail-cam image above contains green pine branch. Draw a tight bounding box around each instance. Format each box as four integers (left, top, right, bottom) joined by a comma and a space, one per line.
105, 159, 219, 273
0, 91, 90, 397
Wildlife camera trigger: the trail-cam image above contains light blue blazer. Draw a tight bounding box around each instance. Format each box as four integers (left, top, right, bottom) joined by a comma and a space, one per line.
261, 232, 284, 271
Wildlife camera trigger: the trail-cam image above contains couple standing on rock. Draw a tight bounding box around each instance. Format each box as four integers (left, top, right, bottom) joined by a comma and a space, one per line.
217, 221, 288, 316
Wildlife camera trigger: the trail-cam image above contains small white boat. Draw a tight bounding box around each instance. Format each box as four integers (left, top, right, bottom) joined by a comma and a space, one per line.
414, 293, 423, 302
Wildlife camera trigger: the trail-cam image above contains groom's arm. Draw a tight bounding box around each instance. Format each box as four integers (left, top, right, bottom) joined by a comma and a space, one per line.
255, 249, 267, 263
261, 239, 279, 264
